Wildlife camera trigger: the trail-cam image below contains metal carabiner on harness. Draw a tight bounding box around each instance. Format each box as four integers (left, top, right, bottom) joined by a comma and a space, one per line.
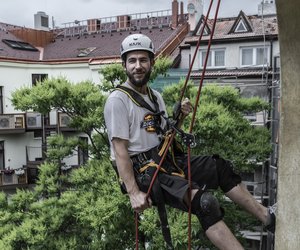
162, 113, 197, 148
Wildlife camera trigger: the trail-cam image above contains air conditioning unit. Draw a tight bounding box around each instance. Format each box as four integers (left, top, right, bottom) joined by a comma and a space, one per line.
0, 115, 14, 129
59, 113, 71, 127
26, 113, 42, 128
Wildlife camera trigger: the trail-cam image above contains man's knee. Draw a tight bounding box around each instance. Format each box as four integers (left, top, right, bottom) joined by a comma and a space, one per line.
191, 190, 224, 232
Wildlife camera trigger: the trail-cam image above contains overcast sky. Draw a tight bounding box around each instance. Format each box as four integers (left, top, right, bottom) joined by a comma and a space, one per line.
1, 0, 262, 28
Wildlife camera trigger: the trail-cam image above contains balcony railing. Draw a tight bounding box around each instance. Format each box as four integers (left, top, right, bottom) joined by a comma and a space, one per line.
26, 145, 46, 163
0, 168, 28, 188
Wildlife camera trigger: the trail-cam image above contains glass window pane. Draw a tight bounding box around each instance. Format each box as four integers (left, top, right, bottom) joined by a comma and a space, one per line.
201, 51, 211, 67
242, 48, 253, 65
235, 21, 247, 32
256, 48, 267, 65
215, 50, 225, 66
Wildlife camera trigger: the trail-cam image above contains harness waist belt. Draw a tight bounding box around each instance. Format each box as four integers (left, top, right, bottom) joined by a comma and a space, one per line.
130, 149, 154, 165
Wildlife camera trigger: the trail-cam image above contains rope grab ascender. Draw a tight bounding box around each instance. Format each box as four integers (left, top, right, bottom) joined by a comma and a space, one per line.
131, 0, 223, 249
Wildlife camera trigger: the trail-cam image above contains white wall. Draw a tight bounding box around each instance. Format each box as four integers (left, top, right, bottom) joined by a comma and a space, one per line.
0, 61, 103, 114
0, 133, 35, 169
0, 60, 104, 170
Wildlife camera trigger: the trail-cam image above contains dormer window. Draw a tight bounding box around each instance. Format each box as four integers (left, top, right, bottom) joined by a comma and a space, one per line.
2, 39, 38, 51
196, 17, 211, 36
235, 20, 247, 33
229, 11, 253, 34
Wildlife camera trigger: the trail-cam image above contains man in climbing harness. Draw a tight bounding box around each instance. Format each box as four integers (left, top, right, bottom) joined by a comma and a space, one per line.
104, 34, 276, 249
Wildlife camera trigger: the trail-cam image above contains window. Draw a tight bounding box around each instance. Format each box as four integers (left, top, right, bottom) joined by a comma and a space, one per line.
200, 49, 225, 68
0, 87, 3, 114
242, 48, 253, 65
241, 47, 269, 67
41, 16, 49, 27
32, 74, 48, 86
78, 137, 89, 165
235, 20, 247, 32
0, 141, 4, 170
2, 39, 38, 51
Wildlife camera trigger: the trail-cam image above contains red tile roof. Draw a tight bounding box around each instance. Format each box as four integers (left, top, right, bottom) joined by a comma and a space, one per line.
42, 27, 179, 60
185, 14, 278, 44
0, 26, 40, 60
0, 17, 185, 63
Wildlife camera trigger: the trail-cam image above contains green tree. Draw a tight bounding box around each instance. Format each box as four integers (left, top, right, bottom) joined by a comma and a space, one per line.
162, 82, 271, 172
11, 77, 108, 159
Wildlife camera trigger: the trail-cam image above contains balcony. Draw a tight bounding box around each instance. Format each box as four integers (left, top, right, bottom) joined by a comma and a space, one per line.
0, 113, 25, 134
0, 168, 29, 190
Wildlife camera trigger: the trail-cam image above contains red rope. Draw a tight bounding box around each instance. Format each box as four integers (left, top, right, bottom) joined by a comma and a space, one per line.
189, 0, 222, 132
135, 212, 139, 250
179, 0, 215, 103
187, 1, 222, 248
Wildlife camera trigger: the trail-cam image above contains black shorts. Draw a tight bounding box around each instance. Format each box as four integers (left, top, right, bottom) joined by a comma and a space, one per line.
137, 155, 241, 212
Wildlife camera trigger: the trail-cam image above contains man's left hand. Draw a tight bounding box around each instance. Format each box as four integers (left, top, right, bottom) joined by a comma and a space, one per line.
181, 98, 193, 117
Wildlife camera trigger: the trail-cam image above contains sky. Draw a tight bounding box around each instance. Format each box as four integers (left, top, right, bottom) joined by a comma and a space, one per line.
0, 0, 263, 29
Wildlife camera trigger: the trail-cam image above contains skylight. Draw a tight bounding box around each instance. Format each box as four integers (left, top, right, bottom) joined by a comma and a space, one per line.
2, 39, 38, 51
77, 47, 97, 57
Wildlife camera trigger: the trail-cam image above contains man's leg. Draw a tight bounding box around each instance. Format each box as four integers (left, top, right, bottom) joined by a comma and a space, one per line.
189, 189, 244, 250
206, 220, 244, 250
225, 183, 268, 224
208, 157, 275, 230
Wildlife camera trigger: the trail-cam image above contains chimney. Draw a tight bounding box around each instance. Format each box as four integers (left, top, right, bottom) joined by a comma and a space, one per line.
172, 0, 179, 28
187, 0, 203, 32
34, 11, 49, 31
87, 19, 101, 33
258, 0, 277, 15
179, 1, 185, 23
117, 15, 131, 30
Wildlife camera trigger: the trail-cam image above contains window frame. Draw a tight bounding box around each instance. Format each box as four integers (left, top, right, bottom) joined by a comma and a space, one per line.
0, 86, 3, 114
235, 20, 247, 33
240, 46, 269, 67
2, 39, 38, 51
78, 137, 89, 165
0, 141, 5, 170
32, 74, 48, 86
199, 48, 226, 69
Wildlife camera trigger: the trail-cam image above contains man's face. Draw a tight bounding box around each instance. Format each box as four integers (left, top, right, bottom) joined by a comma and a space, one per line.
123, 50, 153, 87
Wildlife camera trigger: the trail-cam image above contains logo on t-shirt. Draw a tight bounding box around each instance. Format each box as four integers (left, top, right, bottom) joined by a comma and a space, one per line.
140, 113, 157, 133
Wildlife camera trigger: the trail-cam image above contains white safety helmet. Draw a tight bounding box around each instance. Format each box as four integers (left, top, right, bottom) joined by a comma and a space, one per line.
120, 34, 155, 58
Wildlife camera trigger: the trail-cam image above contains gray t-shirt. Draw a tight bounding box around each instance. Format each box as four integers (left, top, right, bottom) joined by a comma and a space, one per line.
104, 82, 167, 160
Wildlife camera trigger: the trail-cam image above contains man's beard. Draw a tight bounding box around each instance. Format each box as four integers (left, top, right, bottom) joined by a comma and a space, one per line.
126, 69, 151, 87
